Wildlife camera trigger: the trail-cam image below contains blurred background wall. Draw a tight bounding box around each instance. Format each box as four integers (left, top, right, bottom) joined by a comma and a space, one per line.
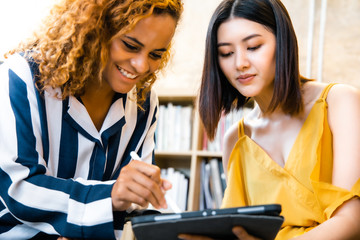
154, 0, 360, 95
284, 0, 360, 88
0, 1, 54, 61
1, 0, 359, 90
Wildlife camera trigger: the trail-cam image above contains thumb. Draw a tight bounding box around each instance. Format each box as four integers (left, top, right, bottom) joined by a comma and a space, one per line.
233, 226, 261, 240
161, 178, 172, 192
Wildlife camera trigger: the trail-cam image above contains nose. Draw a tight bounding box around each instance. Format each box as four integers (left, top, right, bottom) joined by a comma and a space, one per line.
130, 54, 150, 74
235, 51, 250, 71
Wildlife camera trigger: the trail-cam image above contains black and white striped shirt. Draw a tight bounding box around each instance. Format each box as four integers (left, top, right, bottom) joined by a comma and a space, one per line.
0, 53, 158, 239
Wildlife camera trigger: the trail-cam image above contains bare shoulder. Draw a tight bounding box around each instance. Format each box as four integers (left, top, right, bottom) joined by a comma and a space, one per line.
326, 83, 360, 105
222, 120, 240, 174
223, 122, 239, 152
303, 81, 360, 108
326, 83, 360, 131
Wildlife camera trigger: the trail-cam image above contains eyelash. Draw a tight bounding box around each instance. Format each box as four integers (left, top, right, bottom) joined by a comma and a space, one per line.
219, 45, 262, 57
219, 52, 233, 58
248, 45, 261, 51
150, 53, 162, 60
122, 40, 138, 51
122, 40, 162, 60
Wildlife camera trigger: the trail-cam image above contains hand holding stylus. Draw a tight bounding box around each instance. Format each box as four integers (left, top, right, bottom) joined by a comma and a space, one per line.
111, 152, 169, 211
131, 152, 181, 213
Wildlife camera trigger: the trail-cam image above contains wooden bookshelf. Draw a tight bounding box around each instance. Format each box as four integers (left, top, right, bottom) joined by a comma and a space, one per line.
154, 92, 253, 211
155, 95, 199, 211
152, 0, 233, 212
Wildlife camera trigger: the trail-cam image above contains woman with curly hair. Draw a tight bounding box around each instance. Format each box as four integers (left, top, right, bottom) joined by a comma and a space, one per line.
0, 0, 183, 239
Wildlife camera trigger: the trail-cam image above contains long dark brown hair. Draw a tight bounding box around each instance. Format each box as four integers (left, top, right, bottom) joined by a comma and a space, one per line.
199, 0, 308, 140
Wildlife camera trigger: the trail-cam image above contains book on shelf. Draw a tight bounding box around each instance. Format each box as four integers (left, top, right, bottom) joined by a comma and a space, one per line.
218, 159, 227, 195
201, 160, 214, 209
199, 158, 226, 210
203, 107, 252, 152
161, 167, 189, 212
155, 103, 193, 152
209, 158, 223, 208
199, 161, 205, 211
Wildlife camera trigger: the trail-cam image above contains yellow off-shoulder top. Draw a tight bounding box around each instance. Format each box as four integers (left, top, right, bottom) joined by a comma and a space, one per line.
222, 83, 360, 239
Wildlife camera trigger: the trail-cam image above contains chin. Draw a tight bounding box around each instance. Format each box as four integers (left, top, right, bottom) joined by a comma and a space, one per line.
239, 90, 257, 98
238, 86, 263, 98
111, 83, 136, 94
115, 88, 133, 94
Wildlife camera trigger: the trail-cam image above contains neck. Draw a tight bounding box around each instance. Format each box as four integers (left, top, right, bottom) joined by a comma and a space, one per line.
80, 80, 115, 131
253, 91, 276, 116
82, 80, 115, 105
252, 104, 285, 120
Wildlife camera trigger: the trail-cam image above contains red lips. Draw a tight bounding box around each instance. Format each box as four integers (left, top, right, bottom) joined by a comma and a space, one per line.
236, 74, 255, 84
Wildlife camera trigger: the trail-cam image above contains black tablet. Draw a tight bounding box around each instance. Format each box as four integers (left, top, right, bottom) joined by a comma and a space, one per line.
131, 204, 284, 240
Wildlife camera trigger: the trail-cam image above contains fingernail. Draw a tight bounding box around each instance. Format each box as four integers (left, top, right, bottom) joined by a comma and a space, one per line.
177, 234, 186, 239
232, 226, 244, 236
163, 180, 172, 189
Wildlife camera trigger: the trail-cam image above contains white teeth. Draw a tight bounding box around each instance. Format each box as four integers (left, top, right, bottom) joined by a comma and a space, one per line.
117, 66, 137, 79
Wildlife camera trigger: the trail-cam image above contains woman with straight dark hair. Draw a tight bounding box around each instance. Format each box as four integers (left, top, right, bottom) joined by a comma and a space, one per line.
179, 0, 360, 239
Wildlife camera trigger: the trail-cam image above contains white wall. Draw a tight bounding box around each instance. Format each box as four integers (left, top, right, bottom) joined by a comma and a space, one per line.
155, 0, 360, 93
0, 1, 55, 61
1, 0, 359, 89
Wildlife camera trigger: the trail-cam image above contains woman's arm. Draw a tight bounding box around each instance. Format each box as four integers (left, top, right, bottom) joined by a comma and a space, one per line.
293, 198, 360, 240
0, 54, 118, 239
222, 122, 240, 181
327, 84, 360, 191
294, 84, 360, 239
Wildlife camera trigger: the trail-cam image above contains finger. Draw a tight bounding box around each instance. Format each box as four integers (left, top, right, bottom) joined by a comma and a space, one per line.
112, 177, 148, 207
161, 178, 172, 192
131, 163, 167, 207
112, 169, 150, 211
126, 175, 165, 208
130, 160, 162, 184
111, 184, 132, 211
119, 189, 148, 208
116, 163, 167, 208
178, 234, 214, 240
232, 226, 247, 238
232, 226, 261, 240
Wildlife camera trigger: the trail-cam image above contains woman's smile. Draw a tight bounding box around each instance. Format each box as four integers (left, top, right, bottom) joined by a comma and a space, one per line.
116, 65, 138, 80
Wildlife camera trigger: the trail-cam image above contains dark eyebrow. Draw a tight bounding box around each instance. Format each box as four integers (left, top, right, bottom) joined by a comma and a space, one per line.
124, 35, 167, 52
217, 34, 262, 47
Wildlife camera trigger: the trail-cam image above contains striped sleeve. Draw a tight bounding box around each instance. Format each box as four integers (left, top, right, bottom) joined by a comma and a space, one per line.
135, 89, 159, 165
0, 54, 117, 239
111, 87, 159, 178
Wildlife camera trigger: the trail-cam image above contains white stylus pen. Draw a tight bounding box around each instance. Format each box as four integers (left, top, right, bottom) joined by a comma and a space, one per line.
130, 151, 182, 213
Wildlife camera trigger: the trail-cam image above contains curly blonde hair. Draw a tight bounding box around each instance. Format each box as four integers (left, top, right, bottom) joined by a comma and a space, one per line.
10, 0, 183, 106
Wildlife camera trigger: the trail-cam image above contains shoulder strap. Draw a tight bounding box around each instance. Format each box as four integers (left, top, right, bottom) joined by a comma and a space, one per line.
238, 117, 245, 138
320, 83, 337, 99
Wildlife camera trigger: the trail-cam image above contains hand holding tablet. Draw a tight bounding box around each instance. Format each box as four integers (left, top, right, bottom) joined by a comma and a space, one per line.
131, 204, 284, 240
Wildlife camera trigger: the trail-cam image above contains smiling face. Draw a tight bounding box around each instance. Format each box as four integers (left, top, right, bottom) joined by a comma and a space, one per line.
217, 17, 276, 99
103, 13, 176, 94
